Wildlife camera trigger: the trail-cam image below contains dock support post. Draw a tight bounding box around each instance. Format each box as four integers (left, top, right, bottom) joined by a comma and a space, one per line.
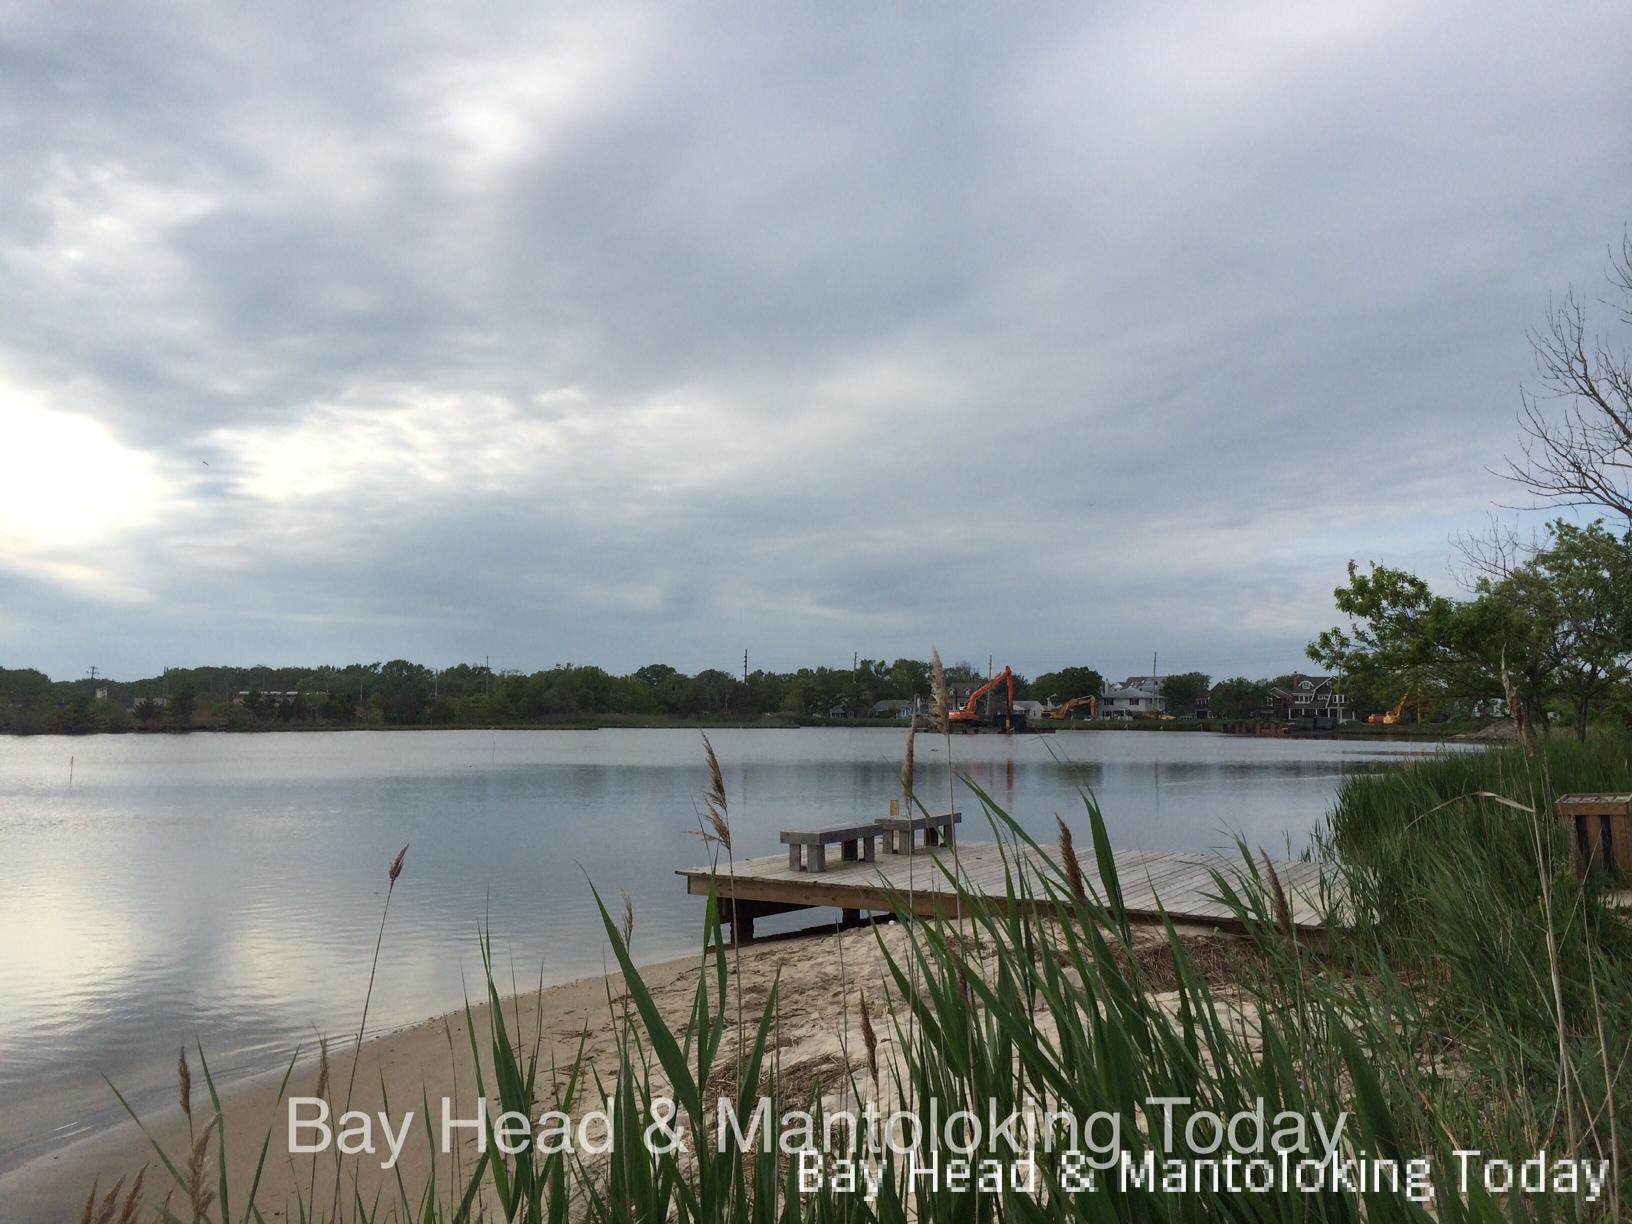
841, 907, 861, 927
728, 901, 756, 945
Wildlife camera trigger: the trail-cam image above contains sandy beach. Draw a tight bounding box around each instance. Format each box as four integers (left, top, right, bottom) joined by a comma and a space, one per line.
3, 916, 1248, 1219
0, 923, 913, 1218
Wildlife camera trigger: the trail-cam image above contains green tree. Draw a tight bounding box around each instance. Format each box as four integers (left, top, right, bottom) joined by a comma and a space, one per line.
1504, 520, 1632, 740
1030, 667, 1104, 704
376, 659, 431, 724
1160, 672, 1210, 717
168, 680, 197, 729
1209, 677, 1268, 720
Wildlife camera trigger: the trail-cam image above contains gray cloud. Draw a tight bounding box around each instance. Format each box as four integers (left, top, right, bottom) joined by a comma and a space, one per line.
1, 0, 1628, 682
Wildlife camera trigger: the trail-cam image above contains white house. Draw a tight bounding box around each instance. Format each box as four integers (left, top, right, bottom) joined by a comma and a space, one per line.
1099, 678, 1166, 720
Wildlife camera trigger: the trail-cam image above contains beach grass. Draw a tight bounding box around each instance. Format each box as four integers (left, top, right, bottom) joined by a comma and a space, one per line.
89, 734, 1631, 1220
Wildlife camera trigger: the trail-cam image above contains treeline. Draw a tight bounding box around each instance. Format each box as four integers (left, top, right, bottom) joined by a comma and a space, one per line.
1, 654, 1438, 735
0, 657, 1117, 733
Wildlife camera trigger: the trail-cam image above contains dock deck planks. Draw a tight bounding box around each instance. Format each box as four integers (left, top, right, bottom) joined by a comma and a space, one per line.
678, 840, 1335, 939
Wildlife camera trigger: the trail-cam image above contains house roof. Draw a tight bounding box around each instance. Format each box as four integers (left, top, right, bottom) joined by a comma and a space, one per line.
1270, 673, 1342, 698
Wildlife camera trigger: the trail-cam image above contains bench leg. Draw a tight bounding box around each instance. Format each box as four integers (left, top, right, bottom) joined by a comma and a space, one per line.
925, 826, 940, 848
863, 836, 876, 862
810, 844, 827, 873
943, 822, 956, 847
841, 838, 859, 862
789, 844, 803, 871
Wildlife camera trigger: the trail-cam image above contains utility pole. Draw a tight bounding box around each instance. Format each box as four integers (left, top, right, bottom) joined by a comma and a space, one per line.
743, 650, 748, 684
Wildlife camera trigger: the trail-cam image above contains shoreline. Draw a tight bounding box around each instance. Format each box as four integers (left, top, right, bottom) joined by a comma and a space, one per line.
2, 915, 1241, 1218
1, 720, 1469, 741
0, 945, 711, 1217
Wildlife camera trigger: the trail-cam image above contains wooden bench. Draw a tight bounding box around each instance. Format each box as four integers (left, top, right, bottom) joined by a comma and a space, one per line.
1557, 793, 1632, 877
878, 810, 961, 854
780, 822, 881, 873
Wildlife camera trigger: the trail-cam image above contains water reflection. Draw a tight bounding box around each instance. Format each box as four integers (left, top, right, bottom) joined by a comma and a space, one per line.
0, 727, 1443, 1168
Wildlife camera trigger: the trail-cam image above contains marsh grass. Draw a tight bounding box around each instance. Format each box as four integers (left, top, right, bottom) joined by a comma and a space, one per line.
93, 737, 1631, 1220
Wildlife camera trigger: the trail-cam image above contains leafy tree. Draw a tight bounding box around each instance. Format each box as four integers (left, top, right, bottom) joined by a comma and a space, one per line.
377, 659, 430, 724
689, 669, 739, 715
1503, 520, 1632, 739
1209, 677, 1268, 720
1031, 667, 1104, 704
1309, 561, 1523, 726
635, 663, 678, 689
885, 658, 931, 700
168, 680, 197, 729
1160, 672, 1210, 716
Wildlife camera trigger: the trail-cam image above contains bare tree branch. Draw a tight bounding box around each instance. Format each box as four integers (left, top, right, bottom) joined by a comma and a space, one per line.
1503, 235, 1632, 523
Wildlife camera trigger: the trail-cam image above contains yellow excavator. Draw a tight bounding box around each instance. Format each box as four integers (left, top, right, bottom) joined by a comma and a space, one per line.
1049, 695, 1098, 720
1369, 686, 1421, 725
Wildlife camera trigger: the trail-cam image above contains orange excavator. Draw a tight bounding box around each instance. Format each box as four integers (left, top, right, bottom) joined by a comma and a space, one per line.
949, 667, 1015, 724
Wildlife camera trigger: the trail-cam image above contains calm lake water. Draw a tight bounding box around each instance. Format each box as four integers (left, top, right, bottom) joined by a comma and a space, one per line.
0, 727, 1445, 1169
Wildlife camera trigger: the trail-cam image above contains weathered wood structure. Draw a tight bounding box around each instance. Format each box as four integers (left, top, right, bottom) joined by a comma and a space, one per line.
779, 822, 881, 873
877, 810, 961, 853
680, 839, 1332, 943
1556, 793, 1632, 877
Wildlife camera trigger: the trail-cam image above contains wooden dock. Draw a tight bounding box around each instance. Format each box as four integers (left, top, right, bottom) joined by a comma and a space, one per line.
678, 840, 1333, 941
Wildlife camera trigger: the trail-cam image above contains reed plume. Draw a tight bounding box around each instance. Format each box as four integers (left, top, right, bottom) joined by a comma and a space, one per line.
80, 1177, 114, 1224
1262, 853, 1294, 941
928, 650, 949, 734
858, 991, 879, 1086
701, 733, 732, 851
186, 1117, 217, 1222
621, 890, 636, 946
177, 1047, 191, 1129
899, 716, 916, 800
1057, 815, 1086, 905
115, 1167, 145, 1224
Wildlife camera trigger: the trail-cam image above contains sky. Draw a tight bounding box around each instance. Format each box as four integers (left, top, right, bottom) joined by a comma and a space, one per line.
1, 1, 1628, 683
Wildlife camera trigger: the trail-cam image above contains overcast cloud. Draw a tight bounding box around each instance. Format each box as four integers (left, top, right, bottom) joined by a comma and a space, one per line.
1, 1, 1628, 681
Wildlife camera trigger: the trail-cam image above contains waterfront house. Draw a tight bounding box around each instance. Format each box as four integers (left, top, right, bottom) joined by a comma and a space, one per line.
1100, 677, 1166, 720
870, 697, 929, 719
1269, 674, 1352, 729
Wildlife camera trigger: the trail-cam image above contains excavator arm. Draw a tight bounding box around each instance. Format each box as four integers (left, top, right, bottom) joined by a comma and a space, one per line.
949, 667, 1015, 722
1049, 695, 1097, 720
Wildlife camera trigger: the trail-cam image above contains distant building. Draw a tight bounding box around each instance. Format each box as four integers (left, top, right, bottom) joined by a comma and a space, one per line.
1269, 675, 1352, 728
1012, 699, 1045, 721
870, 698, 928, 719
232, 690, 305, 705
1100, 677, 1166, 720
